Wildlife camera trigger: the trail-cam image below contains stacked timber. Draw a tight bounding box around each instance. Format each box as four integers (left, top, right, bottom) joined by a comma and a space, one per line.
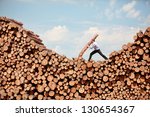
0, 17, 150, 100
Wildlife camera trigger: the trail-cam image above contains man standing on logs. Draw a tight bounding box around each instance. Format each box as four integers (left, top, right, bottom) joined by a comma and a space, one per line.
88, 40, 108, 61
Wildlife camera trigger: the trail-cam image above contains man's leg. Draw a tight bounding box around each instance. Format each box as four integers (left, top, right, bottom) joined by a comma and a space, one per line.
98, 49, 108, 60
88, 50, 98, 61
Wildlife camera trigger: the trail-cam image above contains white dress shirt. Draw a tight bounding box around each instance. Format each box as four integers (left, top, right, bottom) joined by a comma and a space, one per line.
90, 42, 100, 50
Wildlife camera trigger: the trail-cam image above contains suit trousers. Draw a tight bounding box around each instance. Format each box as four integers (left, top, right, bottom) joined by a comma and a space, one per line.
88, 49, 108, 61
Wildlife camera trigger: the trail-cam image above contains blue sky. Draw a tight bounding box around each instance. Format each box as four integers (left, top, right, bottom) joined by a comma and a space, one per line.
0, 0, 150, 60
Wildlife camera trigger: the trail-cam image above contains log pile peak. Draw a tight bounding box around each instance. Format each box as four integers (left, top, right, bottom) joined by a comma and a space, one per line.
0, 17, 150, 100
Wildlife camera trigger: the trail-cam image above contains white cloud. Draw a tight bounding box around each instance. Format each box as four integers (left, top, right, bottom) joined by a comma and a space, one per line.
122, 1, 140, 18
42, 25, 69, 42
84, 27, 101, 36
104, 0, 119, 20
144, 15, 150, 24
122, 1, 136, 12
54, 45, 63, 55
104, 8, 114, 20
110, 0, 117, 7
83, 0, 97, 7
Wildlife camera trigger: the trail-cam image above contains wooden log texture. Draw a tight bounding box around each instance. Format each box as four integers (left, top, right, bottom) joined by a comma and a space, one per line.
0, 17, 150, 100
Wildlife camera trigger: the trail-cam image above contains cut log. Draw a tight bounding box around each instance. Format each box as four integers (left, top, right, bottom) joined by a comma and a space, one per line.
37, 85, 44, 93
42, 59, 48, 66
69, 81, 75, 86
138, 49, 144, 55
48, 82, 56, 90
79, 87, 84, 93
87, 71, 93, 77
103, 76, 108, 82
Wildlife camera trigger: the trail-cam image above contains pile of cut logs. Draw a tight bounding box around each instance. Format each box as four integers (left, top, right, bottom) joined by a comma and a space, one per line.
0, 17, 149, 100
